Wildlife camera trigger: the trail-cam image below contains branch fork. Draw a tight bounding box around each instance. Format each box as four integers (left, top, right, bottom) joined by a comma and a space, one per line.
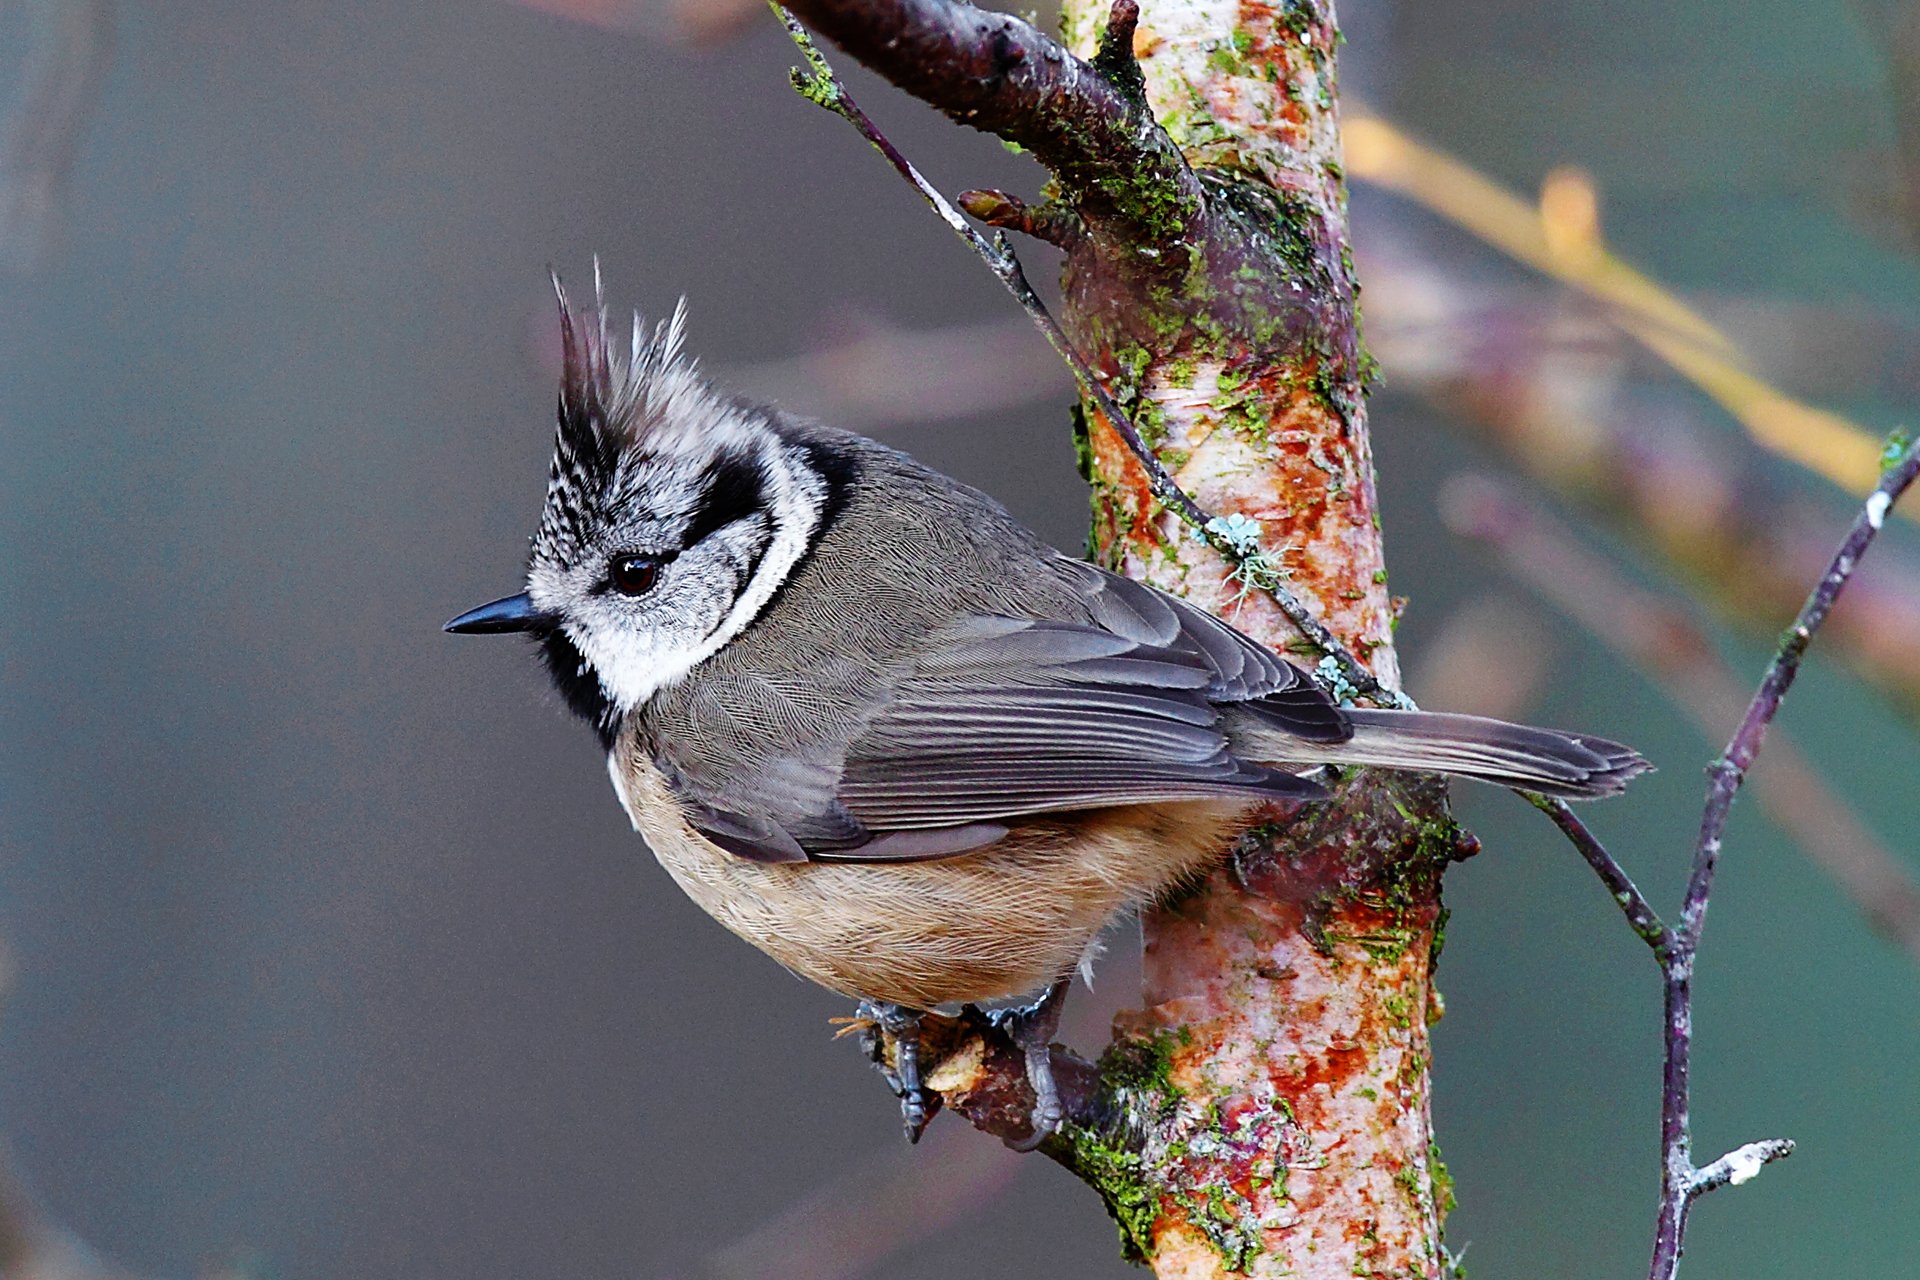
1529, 438, 1919, 1279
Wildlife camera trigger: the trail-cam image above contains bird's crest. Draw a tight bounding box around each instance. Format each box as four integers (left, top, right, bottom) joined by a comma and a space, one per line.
551, 262, 695, 469
535, 264, 715, 567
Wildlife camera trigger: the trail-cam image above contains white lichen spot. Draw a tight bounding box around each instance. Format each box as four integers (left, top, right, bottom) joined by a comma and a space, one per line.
1724, 1143, 1771, 1186
1866, 490, 1891, 530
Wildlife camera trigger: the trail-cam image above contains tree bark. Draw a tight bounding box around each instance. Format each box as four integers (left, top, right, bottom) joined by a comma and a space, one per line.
1059, 4, 1456, 1274
780, 2, 1466, 1273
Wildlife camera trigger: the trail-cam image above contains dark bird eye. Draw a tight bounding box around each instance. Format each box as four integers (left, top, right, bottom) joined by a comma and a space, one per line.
608, 554, 662, 597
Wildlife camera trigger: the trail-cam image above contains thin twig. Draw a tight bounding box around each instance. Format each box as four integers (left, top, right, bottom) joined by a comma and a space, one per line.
1516, 435, 1917, 1280
1644, 438, 1919, 1277
1688, 1139, 1798, 1197
770, 4, 1407, 707
1444, 471, 1920, 962
1526, 794, 1671, 956
1683, 437, 1920, 946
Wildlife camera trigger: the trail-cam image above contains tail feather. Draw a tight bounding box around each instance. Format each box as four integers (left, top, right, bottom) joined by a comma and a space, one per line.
1246, 707, 1651, 799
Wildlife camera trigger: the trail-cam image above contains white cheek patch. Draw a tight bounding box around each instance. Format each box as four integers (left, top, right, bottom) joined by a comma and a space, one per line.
565, 617, 680, 716
566, 440, 825, 715
697, 445, 825, 667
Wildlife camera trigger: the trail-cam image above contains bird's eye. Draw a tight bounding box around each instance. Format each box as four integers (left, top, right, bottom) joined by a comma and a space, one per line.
608, 554, 662, 597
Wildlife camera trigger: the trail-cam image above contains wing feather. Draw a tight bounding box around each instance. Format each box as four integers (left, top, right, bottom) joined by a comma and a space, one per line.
1062, 561, 1351, 739
652, 558, 1349, 864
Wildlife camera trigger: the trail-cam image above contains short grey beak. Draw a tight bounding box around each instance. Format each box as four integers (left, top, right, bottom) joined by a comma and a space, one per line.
444, 592, 551, 635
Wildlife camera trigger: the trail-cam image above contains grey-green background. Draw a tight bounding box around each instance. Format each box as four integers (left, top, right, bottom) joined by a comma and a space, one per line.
2, 1, 1915, 1276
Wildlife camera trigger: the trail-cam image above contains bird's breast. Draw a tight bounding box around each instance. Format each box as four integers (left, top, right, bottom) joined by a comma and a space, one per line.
605, 750, 1251, 1009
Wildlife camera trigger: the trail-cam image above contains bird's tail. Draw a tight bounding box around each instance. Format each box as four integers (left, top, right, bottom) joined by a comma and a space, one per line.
1250, 707, 1651, 799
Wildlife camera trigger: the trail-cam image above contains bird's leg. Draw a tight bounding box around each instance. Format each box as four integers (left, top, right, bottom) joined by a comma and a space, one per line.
857, 1000, 934, 1143
993, 978, 1071, 1152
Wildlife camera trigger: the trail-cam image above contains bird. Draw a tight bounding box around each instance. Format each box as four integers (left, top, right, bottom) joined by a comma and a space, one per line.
447, 278, 1649, 1145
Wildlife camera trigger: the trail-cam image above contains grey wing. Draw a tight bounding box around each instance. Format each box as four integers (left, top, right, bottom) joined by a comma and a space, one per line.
828, 614, 1327, 853
659, 559, 1348, 865
1060, 559, 1353, 742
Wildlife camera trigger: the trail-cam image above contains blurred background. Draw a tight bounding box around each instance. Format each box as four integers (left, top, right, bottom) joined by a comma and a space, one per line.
2, 0, 1918, 1276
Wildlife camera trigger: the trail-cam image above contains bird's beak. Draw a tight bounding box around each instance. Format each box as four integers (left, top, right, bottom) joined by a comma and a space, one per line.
443, 592, 553, 635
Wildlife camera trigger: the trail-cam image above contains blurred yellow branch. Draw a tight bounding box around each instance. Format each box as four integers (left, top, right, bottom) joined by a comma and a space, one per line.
1627, 321, 1889, 490
1345, 113, 1898, 505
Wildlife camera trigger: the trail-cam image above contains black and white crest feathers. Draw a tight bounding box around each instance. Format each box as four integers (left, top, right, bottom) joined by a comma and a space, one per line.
520, 269, 837, 723
534, 268, 707, 569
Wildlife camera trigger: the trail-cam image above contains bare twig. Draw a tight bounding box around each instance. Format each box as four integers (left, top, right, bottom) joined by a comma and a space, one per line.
955, 187, 1086, 250
1517, 436, 1918, 1280
1646, 440, 1920, 1274
1686, 437, 1920, 945
1528, 794, 1672, 955
1688, 1139, 1799, 1196
1443, 472, 1920, 962
771, 4, 1406, 709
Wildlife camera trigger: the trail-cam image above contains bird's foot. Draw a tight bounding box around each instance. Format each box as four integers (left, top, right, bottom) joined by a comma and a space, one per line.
990, 979, 1071, 1152
855, 1000, 936, 1143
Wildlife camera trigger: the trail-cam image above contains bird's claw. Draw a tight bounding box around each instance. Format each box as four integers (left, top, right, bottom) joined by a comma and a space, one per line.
992, 979, 1070, 1152
856, 1000, 936, 1143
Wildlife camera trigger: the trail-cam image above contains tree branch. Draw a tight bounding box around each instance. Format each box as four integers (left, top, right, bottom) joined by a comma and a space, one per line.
1445, 472, 1920, 962
772, 2, 1457, 1274
777, 0, 1204, 252
1513, 437, 1916, 1280
1684, 440, 1920, 945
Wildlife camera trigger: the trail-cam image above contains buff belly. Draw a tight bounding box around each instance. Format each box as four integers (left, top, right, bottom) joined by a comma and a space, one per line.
610, 753, 1251, 1009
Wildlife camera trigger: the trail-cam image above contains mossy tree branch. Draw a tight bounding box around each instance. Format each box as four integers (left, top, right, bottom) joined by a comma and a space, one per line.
777, 0, 1206, 263
760, 9, 1912, 1276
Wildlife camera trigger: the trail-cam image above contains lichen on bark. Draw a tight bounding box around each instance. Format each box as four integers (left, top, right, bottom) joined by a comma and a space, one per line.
1058, 2, 1459, 1275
